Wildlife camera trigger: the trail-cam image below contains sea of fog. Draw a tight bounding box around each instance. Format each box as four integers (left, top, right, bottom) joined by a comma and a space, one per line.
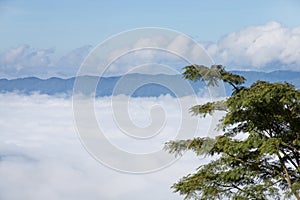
0, 93, 223, 200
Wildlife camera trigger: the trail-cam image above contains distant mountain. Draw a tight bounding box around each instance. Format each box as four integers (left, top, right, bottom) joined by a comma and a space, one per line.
0, 74, 204, 97
0, 71, 299, 97
232, 70, 300, 88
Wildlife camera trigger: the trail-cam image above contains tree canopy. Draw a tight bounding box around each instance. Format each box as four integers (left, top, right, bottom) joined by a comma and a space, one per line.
165, 65, 300, 200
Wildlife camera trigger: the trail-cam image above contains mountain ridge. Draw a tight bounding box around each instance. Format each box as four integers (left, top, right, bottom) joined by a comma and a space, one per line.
1, 70, 299, 97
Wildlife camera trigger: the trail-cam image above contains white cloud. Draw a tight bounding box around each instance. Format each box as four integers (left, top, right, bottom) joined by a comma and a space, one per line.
106, 49, 187, 76
0, 45, 53, 70
206, 21, 300, 70
2, 21, 299, 78
88, 33, 211, 77
55, 45, 92, 68
0, 45, 91, 78
0, 93, 219, 200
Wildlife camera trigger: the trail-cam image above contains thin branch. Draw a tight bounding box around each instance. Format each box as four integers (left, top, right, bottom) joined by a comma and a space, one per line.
277, 152, 300, 200
280, 149, 299, 170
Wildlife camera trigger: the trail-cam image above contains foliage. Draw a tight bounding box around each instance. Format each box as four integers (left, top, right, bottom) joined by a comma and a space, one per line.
165, 65, 300, 200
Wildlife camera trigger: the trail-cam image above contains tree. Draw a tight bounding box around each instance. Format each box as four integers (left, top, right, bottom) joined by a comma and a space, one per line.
165, 65, 300, 200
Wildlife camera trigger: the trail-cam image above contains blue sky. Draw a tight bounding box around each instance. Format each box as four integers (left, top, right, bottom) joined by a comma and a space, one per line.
1, 0, 300, 77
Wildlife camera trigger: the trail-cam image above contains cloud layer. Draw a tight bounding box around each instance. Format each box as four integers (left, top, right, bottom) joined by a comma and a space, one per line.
206, 21, 300, 70
0, 93, 218, 200
0, 45, 54, 77
0, 45, 92, 78
1, 21, 299, 78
